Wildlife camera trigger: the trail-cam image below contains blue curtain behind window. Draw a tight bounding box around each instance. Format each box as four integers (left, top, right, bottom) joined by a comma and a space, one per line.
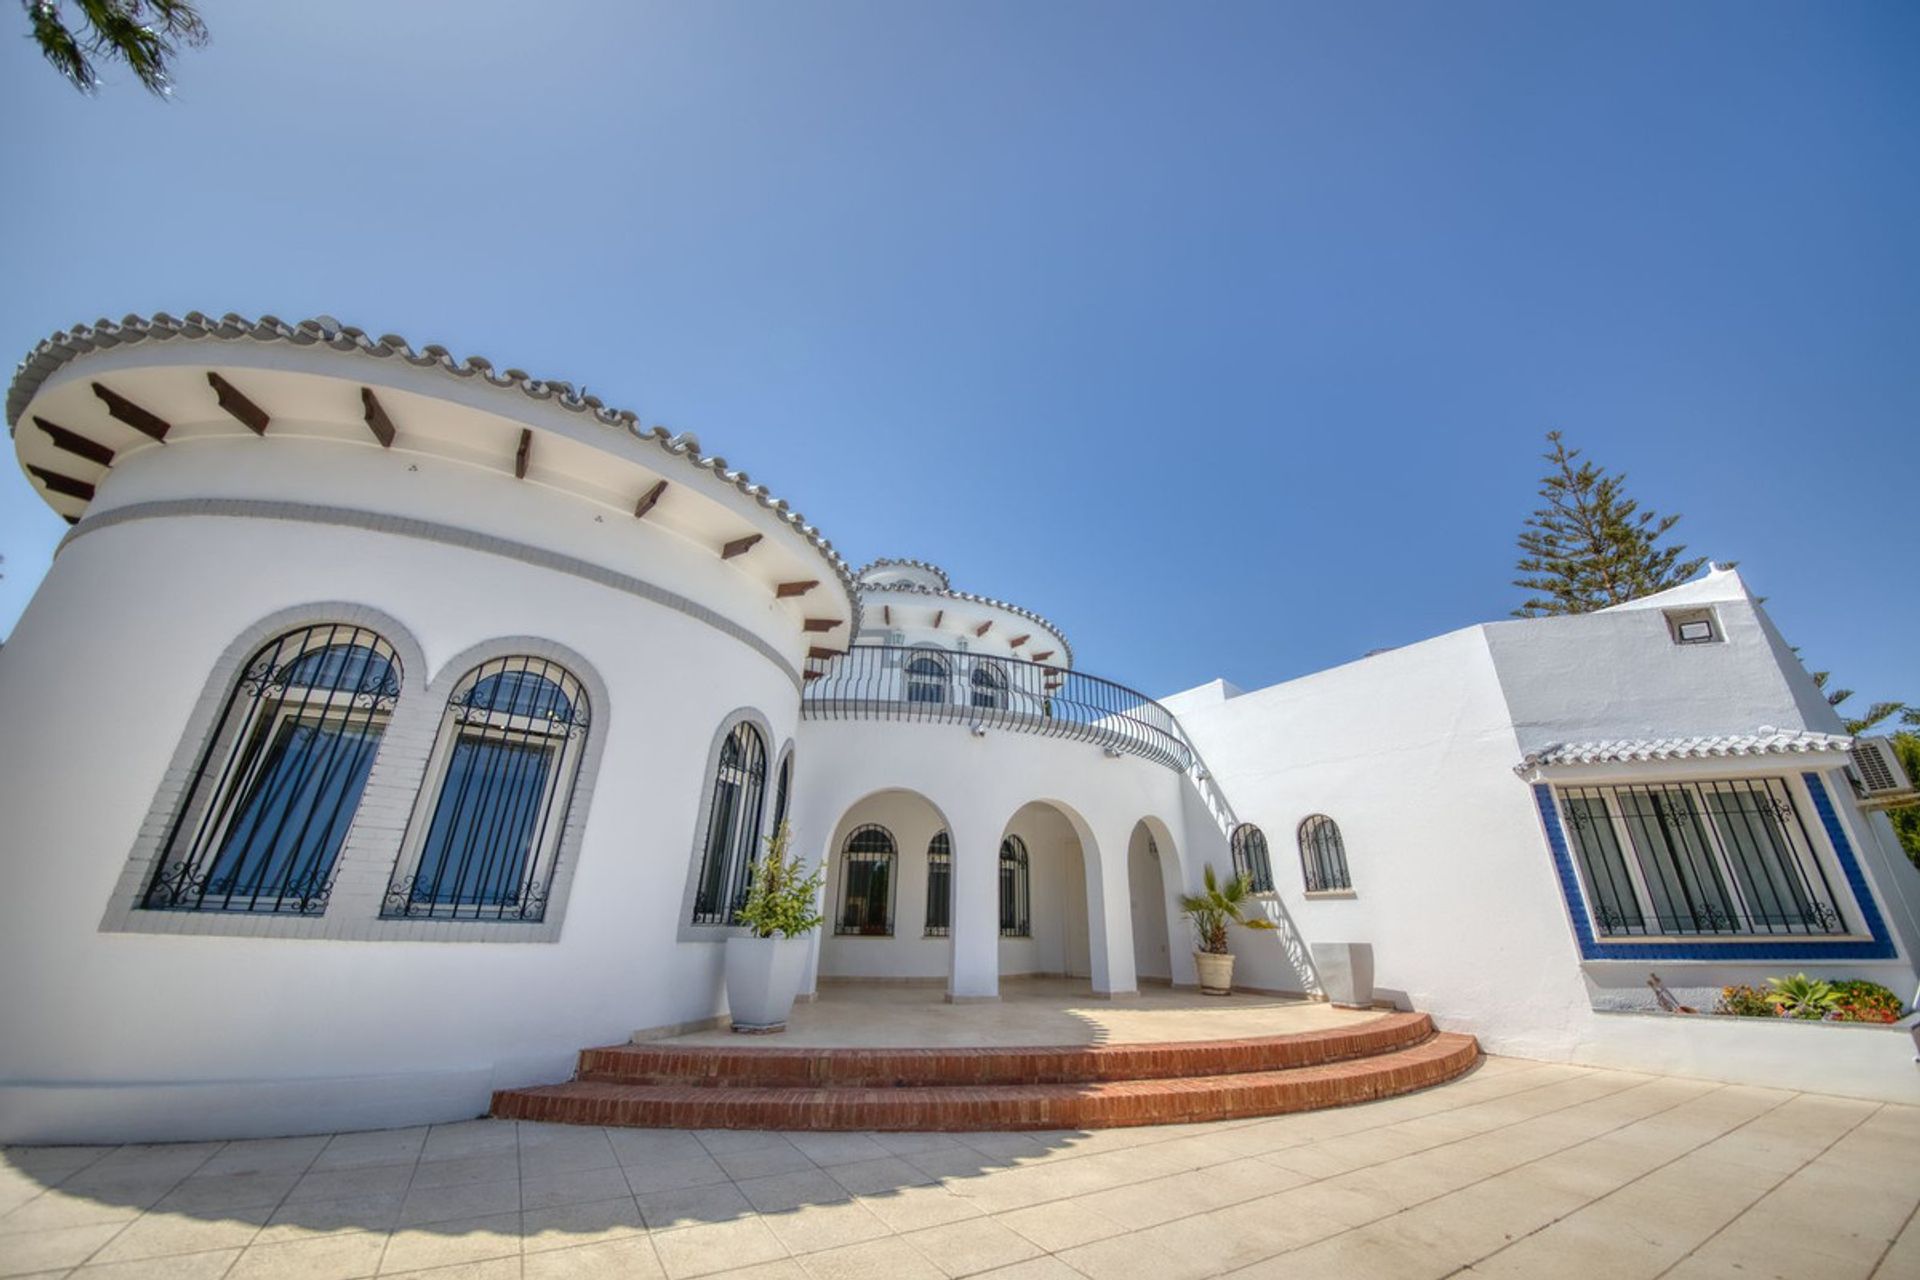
205, 717, 382, 906
413, 736, 555, 907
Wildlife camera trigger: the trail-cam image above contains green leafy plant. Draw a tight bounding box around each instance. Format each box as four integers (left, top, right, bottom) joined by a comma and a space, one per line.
1830, 979, 1905, 1024
1715, 985, 1775, 1018
735, 822, 825, 939
1178, 864, 1277, 954
1765, 973, 1842, 1020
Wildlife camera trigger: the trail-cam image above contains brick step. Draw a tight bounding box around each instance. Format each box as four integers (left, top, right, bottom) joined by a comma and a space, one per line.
576, 1011, 1439, 1089
491, 1031, 1481, 1131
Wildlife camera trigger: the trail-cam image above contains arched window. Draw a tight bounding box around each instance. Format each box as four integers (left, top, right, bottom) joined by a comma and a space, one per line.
385, 656, 589, 921
771, 750, 793, 835
144, 624, 401, 915
1298, 815, 1351, 892
970, 661, 1008, 711
905, 652, 948, 704
925, 831, 952, 936
1231, 824, 1274, 893
999, 835, 1031, 937
689, 721, 770, 924
836, 824, 896, 935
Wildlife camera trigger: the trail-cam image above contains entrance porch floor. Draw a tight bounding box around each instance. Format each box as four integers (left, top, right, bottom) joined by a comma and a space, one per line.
5, 1060, 1915, 1279
658, 978, 1383, 1048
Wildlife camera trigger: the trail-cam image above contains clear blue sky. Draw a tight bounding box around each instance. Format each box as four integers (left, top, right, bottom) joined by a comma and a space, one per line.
2, 2, 1915, 708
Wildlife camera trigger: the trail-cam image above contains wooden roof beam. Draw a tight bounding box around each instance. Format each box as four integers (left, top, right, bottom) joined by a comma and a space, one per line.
721, 533, 763, 559
28, 465, 95, 502
360, 387, 396, 447
514, 429, 532, 479
808, 646, 845, 660
1009, 634, 1029, 648
33, 417, 114, 467
1031, 650, 1055, 662
206, 372, 269, 435
633, 479, 668, 519
776, 579, 819, 598
803, 618, 843, 632
974, 621, 992, 637
883, 605, 892, 626
932, 610, 943, 629
91, 382, 169, 442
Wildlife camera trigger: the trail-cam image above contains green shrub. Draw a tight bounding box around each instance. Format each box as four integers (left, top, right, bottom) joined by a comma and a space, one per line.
1830, 979, 1905, 1024
1715, 985, 1775, 1018
1765, 973, 1842, 1019
735, 822, 825, 939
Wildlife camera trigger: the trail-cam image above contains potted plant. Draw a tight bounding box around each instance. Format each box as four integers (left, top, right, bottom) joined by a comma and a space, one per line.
1179, 864, 1276, 996
724, 822, 825, 1033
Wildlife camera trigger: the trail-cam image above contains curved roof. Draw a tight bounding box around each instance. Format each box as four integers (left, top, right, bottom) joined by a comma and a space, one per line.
6, 311, 860, 608
853, 557, 1074, 666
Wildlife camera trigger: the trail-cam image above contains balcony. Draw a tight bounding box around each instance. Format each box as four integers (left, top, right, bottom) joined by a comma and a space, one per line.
802, 644, 1193, 771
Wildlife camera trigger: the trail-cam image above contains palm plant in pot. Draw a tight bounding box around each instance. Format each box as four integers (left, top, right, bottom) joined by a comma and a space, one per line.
1179, 864, 1276, 996
724, 822, 825, 1033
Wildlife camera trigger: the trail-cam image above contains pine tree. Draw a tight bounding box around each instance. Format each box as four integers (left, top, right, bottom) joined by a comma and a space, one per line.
1513, 432, 1708, 617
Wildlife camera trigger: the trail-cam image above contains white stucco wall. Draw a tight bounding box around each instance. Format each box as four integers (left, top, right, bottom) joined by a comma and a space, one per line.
0, 441, 814, 1142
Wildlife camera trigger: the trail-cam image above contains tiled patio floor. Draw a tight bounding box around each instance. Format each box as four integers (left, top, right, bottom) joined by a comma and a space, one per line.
3, 1057, 1915, 1280
661, 980, 1382, 1048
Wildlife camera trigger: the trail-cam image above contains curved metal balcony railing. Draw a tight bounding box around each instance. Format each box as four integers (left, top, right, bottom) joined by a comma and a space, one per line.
802, 644, 1193, 771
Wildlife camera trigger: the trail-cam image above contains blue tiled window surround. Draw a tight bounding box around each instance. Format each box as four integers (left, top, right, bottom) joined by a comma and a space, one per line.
1531, 772, 1896, 962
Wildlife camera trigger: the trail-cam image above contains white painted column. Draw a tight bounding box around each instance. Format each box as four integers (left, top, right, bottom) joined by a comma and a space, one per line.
1084, 822, 1136, 997
948, 821, 1000, 1002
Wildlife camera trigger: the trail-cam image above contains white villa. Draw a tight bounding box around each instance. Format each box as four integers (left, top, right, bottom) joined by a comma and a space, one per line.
2, 312, 1916, 1144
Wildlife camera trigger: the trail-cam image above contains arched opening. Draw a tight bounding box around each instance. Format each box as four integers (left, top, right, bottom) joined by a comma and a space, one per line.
1127, 820, 1173, 984
817, 789, 953, 984
997, 801, 1093, 984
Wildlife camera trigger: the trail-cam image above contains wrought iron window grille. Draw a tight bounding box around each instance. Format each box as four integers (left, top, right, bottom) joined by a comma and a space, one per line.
382, 656, 589, 923
835, 823, 897, 936
999, 835, 1031, 937
688, 720, 770, 925
1231, 823, 1275, 892
1556, 777, 1849, 938
1297, 815, 1351, 893
925, 830, 952, 936
143, 624, 401, 916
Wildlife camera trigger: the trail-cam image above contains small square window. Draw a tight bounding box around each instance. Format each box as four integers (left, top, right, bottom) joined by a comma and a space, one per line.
1666, 609, 1719, 645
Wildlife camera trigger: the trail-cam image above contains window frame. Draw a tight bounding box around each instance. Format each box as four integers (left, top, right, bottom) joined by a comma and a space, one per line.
925, 830, 952, 936
999, 834, 1031, 938
834, 823, 898, 936
141, 623, 402, 917
383, 655, 592, 923
1297, 815, 1352, 893
1229, 823, 1274, 893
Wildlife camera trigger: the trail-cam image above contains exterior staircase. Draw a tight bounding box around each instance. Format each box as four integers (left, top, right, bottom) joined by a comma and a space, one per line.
490, 1011, 1480, 1131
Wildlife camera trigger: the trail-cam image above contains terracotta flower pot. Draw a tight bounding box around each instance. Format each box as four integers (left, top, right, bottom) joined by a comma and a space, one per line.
1194, 950, 1235, 996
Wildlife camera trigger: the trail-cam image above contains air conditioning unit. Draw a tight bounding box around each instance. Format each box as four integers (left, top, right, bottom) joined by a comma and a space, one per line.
1849, 737, 1918, 810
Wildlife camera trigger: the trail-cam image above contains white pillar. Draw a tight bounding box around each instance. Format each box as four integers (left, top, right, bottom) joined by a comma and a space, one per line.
948, 822, 1000, 1002
1085, 822, 1136, 997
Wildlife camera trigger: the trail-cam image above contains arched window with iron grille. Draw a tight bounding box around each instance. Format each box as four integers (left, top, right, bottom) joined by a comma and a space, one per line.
688, 720, 770, 924
1297, 814, 1351, 892
384, 656, 590, 921
924, 831, 951, 936
836, 824, 896, 935
1230, 823, 1274, 893
999, 834, 1031, 937
905, 652, 948, 704
970, 661, 1007, 710
143, 623, 401, 915
771, 749, 793, 836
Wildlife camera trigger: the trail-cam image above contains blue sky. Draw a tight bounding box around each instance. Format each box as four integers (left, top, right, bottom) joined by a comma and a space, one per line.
2, 2, 1915, 708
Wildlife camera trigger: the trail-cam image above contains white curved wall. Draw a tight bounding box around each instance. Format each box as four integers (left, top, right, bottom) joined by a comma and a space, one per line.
0, 444, 806, 1142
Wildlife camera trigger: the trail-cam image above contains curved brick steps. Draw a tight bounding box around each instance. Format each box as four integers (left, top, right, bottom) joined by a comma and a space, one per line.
574, 1011, 1440, 1089
491, 1029, 1481, 1132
